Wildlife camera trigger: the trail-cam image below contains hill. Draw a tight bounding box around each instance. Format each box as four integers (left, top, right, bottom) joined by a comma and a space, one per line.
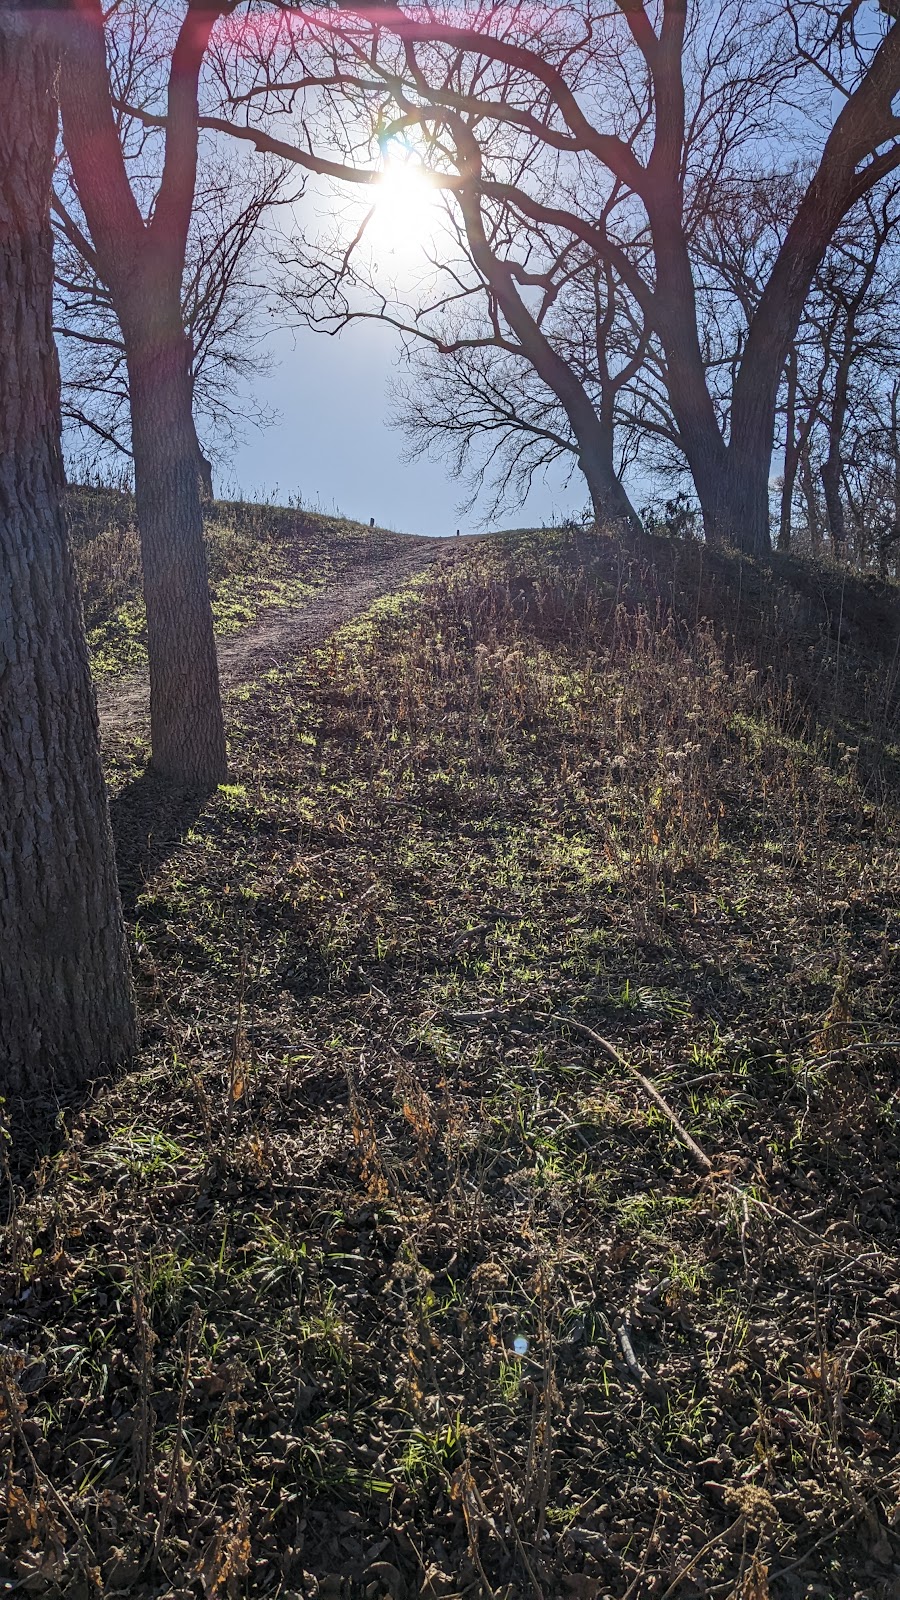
67, 484, 440, 679
2, 506, 900, 1599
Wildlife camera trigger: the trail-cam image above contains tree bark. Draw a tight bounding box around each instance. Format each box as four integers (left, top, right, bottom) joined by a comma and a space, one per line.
820, 433, 847, 560
798, 443, 822, 553
778, 347, 799, 552
458, 182, 641, 534
0, 4, 136, 1093
123, 303, 226, 784
579, 431, 642, 533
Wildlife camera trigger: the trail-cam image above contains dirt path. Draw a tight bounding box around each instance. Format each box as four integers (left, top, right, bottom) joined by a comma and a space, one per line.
97, 537, 460, 742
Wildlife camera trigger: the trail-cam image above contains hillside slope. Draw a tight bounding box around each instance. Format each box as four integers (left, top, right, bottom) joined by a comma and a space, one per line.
2, 517, 900, 1599
68, 485, 443, 679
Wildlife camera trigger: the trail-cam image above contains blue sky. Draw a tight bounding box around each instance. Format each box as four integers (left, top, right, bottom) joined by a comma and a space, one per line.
224, 309, 585, 539
222, 162, 587, 536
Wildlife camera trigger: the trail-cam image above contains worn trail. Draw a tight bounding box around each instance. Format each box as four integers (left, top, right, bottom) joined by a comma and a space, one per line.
97, 538, 460, 743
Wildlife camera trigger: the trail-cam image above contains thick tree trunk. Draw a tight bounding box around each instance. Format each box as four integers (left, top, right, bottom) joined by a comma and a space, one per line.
820, 449, 847, 560
646, 216, 773, 555
645, 16, 900, 561
0, 5, 136, 1093
576, 415, 641, 535
124, 309, 227, 786
714, 452, 773, 557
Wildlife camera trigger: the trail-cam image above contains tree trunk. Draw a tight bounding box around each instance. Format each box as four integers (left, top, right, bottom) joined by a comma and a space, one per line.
778, 348, 799, 552
798, 444, 823, 553
124, 307, 227, 786
188, 364, 214, 499
58, 0, 227, 787
0, 5, 136, 1093
820, 318, 856, 562
455, 166, 641, 537
576, 412, 641, 535
643, 196, 760, 551
820, 449, 846, 560
704, 453, 772, 556
195, 440, 214, 502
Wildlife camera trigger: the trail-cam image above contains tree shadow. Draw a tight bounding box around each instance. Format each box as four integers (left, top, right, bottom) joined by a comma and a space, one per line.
5, 769, 213, 1183
109, 765, 213, 918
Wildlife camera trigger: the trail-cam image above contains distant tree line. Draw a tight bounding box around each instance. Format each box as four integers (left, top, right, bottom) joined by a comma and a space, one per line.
51, 2, 900, 581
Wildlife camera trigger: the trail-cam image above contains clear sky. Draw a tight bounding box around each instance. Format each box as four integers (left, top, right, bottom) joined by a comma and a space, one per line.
224, 315, 585, 538
220, 164, 586, 537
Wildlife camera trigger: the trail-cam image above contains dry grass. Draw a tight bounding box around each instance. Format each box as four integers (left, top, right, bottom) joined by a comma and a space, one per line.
2, 519, 900, 1598
67, 484, 419, 678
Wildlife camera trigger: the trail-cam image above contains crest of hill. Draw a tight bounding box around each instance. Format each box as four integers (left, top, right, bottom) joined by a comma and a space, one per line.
66, 484, 441, 678
489, 520, 900, 788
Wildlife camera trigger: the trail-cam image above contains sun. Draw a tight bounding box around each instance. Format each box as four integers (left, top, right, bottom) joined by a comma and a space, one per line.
367, 158, 441, 259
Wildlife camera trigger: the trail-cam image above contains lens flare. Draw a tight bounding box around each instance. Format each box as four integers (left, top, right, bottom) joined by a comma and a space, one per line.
367, 159, 439, 258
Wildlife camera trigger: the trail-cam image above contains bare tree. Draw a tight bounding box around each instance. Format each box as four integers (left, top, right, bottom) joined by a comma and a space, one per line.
0, 1, 136, 1092
55, 127, 285, 494
58, 0, 232, 785
267, 136, 651, 527
810, 187, 900, 560
206, 0, 900, 554
382, 254, 654, 523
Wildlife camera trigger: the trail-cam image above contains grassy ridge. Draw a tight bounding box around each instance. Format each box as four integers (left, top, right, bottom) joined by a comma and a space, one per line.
2, 521, 900, 1597
67, 485, 421, 678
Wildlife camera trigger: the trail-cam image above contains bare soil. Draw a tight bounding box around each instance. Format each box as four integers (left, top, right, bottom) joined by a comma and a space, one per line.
96, 539, 463, 741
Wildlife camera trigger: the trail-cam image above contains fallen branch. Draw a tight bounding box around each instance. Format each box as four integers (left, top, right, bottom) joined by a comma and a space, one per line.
615, 1319, 650, 1386
545, 1014, 713, 1172
445, 1004, 713, 1171
445, 1006, 519, 1024
808, 1038, 900, 1064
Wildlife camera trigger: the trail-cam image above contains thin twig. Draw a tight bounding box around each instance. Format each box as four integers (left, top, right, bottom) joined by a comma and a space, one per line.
0, 1367, 98, 1568
154, 1308, 198, 1556
659, 1513, 744, 1599
446, 1006, 519, 1024
808, 1038, 900, 1064
732, 1187, 892, 1273
546, 1014, 713, 1171
770, 1507, 860, 1579
445, 1004, 713, 1169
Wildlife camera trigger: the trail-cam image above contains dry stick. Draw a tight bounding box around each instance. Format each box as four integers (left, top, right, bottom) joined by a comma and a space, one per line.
658, 1513, 745, 1600
486, 1436, 544, 1600
615, 1320, 650, 1386
545, 1014, 713, 1172
769, 1507, 860, 1581
447, 1007, 519, 1024
154, 1308, 199, 1558
621, 1495, 668, 1600
811, 1038, 900, 1063
733, 1186, 892, 1271
131, 1254, 156, 1512
446, 1005, 713, 1170
0, 1367, 98, 1568
457, 1461, 500, 1600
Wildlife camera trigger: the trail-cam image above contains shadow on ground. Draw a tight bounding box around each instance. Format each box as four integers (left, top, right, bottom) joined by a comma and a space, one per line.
109, 766, 212, 918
